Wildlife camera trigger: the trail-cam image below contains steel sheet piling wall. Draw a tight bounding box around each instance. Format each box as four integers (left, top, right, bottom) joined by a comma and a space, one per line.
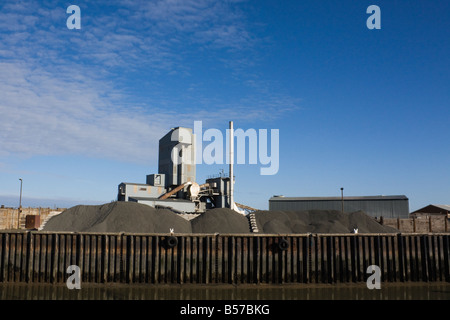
0, 232, 448, 285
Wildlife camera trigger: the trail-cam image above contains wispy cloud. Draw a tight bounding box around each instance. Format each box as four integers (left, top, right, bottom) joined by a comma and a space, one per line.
0, 0, 256, 71
0, 61, 166, 162
0, 0, 300, 164
134, 0, 255, 50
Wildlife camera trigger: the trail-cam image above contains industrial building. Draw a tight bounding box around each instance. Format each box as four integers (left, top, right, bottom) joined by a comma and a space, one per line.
269, 195, 410, 218
118, 123, 242, 214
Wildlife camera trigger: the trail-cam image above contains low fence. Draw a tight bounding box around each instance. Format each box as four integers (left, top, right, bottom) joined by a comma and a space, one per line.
0, 231, 448, 285
379, 216, 448, 233
0, 208, 63, 230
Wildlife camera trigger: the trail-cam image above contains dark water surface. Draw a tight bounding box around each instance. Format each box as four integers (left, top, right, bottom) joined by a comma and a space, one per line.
1, 282, 449, 300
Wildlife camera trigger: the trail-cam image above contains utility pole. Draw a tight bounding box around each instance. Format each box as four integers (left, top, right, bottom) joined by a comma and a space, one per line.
18, 178, 23, 229
340, 187, 344, 214
229, 121, 234, 210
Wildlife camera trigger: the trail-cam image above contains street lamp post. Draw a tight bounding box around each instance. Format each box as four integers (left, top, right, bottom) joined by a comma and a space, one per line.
18, 178, 23, 229
340, 187, 344, 214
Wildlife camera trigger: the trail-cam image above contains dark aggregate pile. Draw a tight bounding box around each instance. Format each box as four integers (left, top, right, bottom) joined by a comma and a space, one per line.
43, 202, 399, 234
253, 210, 399, 234
191, 208, 251, 234
43, 201, 192, 233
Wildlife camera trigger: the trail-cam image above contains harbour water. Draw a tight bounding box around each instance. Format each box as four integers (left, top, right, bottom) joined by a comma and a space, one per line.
1, 282, 449, 300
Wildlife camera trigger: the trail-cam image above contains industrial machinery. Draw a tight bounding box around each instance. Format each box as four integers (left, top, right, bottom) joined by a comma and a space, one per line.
118, 122, 244, 214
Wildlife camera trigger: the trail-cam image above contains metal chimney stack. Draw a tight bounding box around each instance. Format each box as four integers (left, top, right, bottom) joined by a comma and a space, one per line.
229, 121, 234, 210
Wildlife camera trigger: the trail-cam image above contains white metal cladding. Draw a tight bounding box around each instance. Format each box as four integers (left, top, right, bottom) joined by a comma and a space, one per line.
118, 183, 166, 201
269, 196, 410, 218
158, 127, 196, 187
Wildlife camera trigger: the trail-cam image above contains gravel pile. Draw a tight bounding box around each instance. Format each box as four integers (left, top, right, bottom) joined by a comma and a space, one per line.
190, 208, 251, 234
253, 210, 399, 234
43, 201, 192, 233
43, 202, 398, 234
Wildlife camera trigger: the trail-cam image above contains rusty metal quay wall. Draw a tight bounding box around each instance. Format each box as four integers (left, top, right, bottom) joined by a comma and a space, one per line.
0, 231, 449, 285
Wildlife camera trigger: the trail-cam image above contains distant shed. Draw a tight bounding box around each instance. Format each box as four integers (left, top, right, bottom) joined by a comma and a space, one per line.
410, 204, 450, 218
269, 195, 409, 218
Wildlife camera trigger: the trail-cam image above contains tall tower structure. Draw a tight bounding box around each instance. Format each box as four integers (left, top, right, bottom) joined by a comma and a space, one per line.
158, 127, 196, 187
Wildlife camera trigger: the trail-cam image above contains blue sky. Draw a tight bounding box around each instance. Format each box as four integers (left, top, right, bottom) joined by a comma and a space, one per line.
0, 0, 449, 212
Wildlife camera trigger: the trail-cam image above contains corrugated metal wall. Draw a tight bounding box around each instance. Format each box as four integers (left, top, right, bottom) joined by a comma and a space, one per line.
0, 231, 448, 284
269, 199, 410, 218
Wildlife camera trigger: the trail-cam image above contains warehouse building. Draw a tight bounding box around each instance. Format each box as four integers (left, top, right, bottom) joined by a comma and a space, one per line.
269, 195, 410, 218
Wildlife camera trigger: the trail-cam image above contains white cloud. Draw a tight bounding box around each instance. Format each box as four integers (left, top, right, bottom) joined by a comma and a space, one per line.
0, 59, 299, 162
0, 0, 301, 164
0, 0, 256, 70
0, 61, 167, 162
